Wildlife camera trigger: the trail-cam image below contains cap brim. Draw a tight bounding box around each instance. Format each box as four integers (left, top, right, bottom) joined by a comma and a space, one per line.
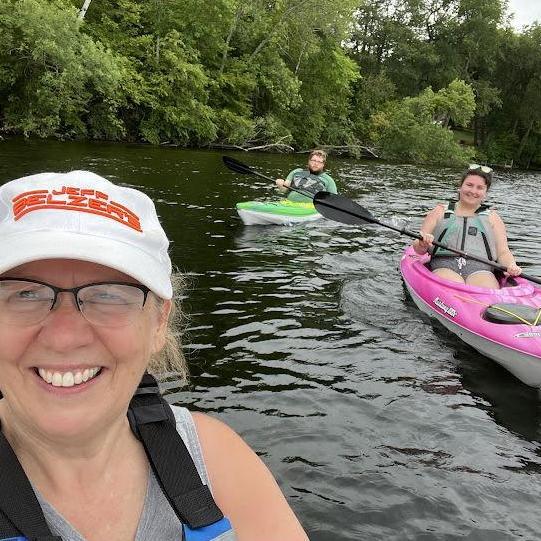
0, 231, 172, 299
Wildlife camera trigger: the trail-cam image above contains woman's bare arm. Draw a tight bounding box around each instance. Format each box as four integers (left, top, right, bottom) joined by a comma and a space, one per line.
490, 211, 522, 275
412, 204, 444, 254
193, 412, 308, 541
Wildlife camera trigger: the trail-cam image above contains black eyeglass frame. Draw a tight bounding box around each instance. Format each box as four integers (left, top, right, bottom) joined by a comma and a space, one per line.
0, 278, 151, 315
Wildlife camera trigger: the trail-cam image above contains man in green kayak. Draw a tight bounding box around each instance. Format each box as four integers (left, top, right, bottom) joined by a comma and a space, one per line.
275, 149, 337, 202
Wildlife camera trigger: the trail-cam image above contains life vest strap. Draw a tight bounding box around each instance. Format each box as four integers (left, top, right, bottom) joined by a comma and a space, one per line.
0, 373, 225, 537
433, 199, 493, 259
0, 430, 60, 540
128, 373, 224, 529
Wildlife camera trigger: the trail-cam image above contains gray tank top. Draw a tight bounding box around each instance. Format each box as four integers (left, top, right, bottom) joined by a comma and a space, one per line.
35, 406, 237, 540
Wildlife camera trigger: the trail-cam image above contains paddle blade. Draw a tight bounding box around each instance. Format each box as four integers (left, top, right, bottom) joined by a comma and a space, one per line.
222, 156, 254, 175
313, 192, 377, 225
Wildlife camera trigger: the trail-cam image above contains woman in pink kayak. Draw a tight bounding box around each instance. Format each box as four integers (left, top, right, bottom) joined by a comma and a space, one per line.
413, 164, 522, 289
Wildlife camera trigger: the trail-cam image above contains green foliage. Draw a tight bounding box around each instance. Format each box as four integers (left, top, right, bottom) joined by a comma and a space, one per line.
289, 46, 359, 148
482, 133, 519, 164
254, 115, 293, 146
133, 31, 217, 145
372, 110, 473, 166
432, 79, 476, 127
370, 80, 475, 165
351, 73, 396, 141
208, 0, 359, 148
214, 109, 256, 145
482, 24, 541, 166
1, 0, 540, 166
0, 0, 127, 138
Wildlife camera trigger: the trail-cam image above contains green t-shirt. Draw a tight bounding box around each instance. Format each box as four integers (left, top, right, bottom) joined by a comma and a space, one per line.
284, 168, 337, 203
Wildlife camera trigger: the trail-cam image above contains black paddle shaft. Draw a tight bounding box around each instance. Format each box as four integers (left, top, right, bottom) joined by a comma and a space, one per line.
222, 155, 313, 200
313, 191, 541, 286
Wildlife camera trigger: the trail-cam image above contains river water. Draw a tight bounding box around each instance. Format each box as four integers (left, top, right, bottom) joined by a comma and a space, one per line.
1, 139, 541, 540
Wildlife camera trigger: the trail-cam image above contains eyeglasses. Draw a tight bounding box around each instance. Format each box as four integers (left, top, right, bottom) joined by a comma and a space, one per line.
468, 164, 493, 174
309, 158, 325, 164
0, 279, 150, 327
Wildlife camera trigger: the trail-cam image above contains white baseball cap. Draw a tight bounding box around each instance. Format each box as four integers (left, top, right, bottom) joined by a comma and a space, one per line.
0, 170, 172, 299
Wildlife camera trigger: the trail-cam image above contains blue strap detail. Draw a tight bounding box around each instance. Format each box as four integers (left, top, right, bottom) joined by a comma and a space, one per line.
183, 517, 233, 540
1, 537, 28, 540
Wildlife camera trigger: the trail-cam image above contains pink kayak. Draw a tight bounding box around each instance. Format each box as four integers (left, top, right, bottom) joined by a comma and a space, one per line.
400, 246, 541, 387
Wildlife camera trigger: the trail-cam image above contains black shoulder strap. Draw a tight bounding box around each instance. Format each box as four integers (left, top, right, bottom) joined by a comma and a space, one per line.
0, 374, 222, 538
432, 200, 454, 258
0, 427, 61, 540
128, 373, 224, 529
444, 199, 455, 219
475, 203, 490, 214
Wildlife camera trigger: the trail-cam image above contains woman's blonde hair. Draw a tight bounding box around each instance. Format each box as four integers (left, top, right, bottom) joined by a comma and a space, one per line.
148, 271, 189, 383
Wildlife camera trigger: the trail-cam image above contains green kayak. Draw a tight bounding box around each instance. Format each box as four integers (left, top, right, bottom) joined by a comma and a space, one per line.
236, 199, 322, 225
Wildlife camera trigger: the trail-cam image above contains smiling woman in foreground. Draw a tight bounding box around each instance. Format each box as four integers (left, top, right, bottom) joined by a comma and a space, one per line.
0, 171, 307, 541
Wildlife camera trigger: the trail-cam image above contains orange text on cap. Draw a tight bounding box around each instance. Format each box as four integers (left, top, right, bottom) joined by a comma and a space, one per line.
12, 186, 142, 232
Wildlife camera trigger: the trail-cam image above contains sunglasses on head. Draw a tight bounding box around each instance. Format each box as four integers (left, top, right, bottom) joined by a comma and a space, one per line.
468, 163, 493, 174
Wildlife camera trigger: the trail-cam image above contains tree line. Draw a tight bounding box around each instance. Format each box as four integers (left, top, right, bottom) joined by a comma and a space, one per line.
0, 0, 540, 167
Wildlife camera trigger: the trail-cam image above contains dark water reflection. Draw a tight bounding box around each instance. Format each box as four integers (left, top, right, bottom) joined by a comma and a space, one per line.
2, 139, 541, 540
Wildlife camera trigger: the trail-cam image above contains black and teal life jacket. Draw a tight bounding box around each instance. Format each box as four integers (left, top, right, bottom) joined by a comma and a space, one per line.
289, 169, 328, 196
0, 373, 232, 541
430, 200, 497, 261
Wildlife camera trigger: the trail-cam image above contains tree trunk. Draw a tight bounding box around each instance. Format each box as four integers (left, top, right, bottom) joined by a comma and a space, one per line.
516, 120, 534, 161
219, 6, 243, 77
295, 41, 308, 74
511, 118, 518, 136
78, 0, 92, 19
249, 0, 314, 61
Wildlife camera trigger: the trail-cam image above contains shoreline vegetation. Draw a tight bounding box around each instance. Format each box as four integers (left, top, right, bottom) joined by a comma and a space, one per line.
0, 0, 540, 169
205, 143, 380, 159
